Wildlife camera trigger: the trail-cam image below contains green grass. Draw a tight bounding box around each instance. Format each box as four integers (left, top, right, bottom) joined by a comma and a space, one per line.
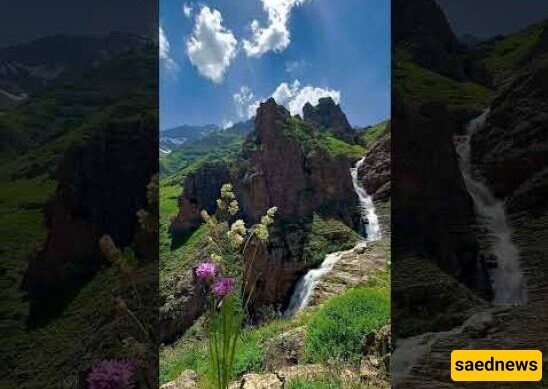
0, 46, 158, 387
394, 60, 492, 109
359, 120, 389, 154
160, 130, 246, 176
305, 287, 389, 364
160, 225, 209, 298
302, 214, 361, 268
322, 135, 365, 160
483, 20, 547, 81
160, 311, 315, 384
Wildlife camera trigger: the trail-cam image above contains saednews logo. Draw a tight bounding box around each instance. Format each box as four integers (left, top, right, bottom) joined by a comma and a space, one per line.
451, 350, 542, 381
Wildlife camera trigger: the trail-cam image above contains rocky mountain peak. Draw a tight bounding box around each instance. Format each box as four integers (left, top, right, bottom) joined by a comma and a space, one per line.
302, 97, 355, 142
393, 0, 464, 80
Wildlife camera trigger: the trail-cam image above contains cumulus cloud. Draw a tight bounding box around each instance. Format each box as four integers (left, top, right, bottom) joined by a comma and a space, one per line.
236, 80, 341, 119
186, 6, 238, 83
233, 86, 256, 119
272, 80, 341, 116
183, 3, 193, 17
159, 25, 178, 70
243, 0, 308, 57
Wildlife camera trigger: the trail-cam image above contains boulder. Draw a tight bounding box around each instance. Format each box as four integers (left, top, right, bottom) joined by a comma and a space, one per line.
160, 370, 198, 389
262, 326, 306, 370
240, 373, 282, 389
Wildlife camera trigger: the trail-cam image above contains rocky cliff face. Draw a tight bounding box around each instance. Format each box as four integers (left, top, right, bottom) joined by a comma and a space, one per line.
23, 115, 157, 324
471, 57, 548, 205
303, 97, 356, 143
393, 0, 465, 80
170, 98, 360, 312
392, 97, 490, 299
359, 124, 391, 202
170, 163, 231, 239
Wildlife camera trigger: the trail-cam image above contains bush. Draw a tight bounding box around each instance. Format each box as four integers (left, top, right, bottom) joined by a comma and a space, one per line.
305, 288, 389, 364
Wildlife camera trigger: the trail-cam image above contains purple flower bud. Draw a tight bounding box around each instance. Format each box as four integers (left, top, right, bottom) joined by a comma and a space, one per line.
213, 277, 235, 296
195, 262, 217, 279
87, 359, 135, 389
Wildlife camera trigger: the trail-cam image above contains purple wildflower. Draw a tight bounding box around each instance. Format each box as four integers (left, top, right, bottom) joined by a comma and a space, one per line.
195, 262, 217, 279
87, 359, 135, 389
213, 277, 235, 296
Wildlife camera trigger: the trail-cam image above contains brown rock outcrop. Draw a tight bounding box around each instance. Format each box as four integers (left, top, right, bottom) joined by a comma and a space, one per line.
170, 162, 231, 238
159, 269, 206, 343
171, 98, 360, 313
359, 124, 391, 201
303, 97, 356, 143
470, 57, 548, 204
392, 97, 490, 299
23, 115, 157, 324
393, 0, 465, 80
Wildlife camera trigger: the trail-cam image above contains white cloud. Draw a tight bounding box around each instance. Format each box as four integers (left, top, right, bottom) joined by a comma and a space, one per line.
233, 86, 256, 118
186, 6, 238, 83
183, 3, 193, 17
243, 0, 308, 57
236, 80, 341, 119
159, 25, 178, 70
222, 119, 234, 130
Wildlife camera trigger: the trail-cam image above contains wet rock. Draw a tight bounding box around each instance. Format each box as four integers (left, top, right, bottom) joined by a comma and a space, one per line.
310, 241, 388, 306
462, 311, 495, 339
471, 57, 548, 203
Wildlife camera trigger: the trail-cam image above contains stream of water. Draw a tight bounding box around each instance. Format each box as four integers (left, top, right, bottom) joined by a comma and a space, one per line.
454, 111, 526, 305
284, 158, 381, 316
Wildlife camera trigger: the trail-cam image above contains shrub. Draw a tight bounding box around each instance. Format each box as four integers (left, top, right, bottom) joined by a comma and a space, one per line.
305, 288, 389, 364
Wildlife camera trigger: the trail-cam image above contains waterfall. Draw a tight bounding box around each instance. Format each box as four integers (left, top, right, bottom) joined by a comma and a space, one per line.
351, 157, 382, 241
284, 158, 381, 317
454, 111, 526, 305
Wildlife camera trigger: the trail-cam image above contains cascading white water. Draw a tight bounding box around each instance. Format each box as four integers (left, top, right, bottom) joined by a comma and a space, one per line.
284, 158, 381, 316
284, 246, 361, 317
351, 157, 382, 241
454, 111, 526, 305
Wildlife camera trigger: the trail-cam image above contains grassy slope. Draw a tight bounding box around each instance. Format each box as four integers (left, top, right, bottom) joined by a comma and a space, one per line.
158, 113, 371, 284
482, 20, 547, 81
394, 60, 492, 109
160, 277, 390, 385
0, 47, 156, 386
160, 129, 248, 176
158, 107, 391, 385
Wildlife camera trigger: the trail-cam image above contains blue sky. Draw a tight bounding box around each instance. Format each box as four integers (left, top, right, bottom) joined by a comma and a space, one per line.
160, 0, 390, 130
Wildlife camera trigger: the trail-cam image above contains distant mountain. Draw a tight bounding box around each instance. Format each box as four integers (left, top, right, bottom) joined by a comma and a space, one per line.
160, 124, 219, 154
0, 33, 148, 109
160, 120, 254, 174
